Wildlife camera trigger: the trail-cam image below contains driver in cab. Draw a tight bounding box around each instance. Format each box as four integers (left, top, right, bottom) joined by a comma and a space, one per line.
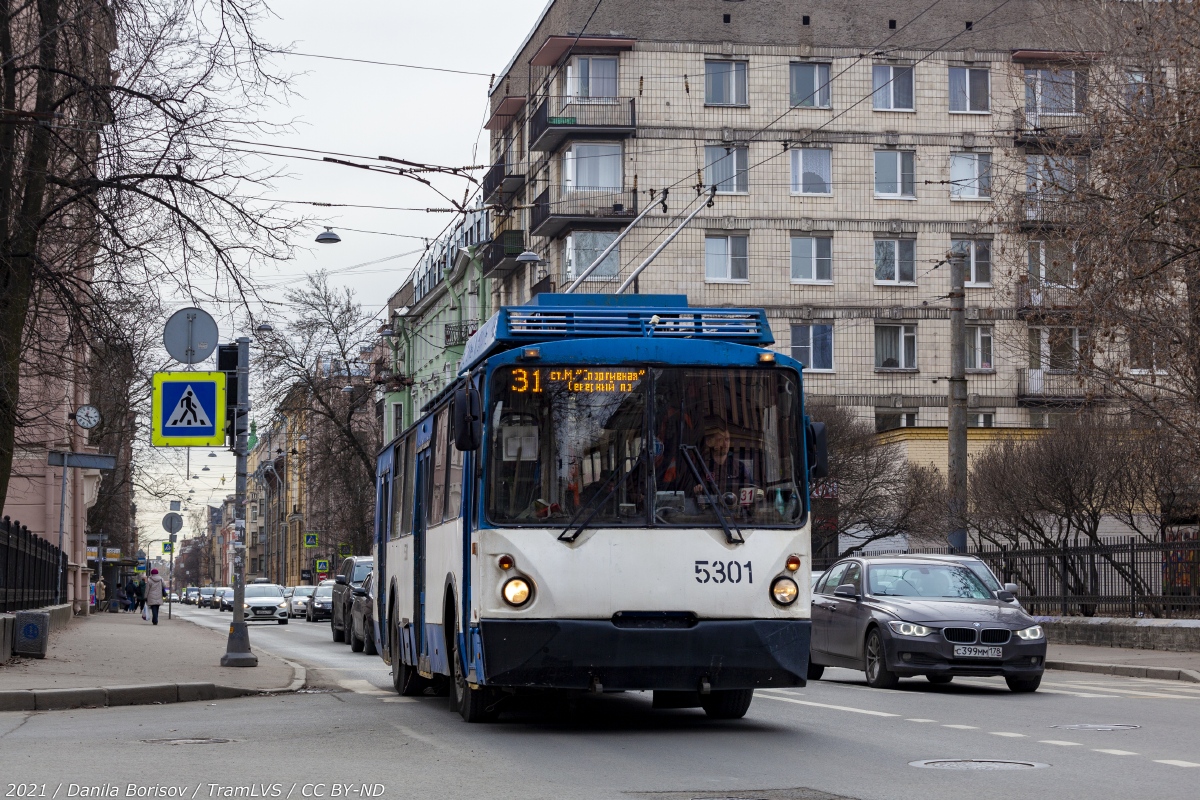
692, 416, 752, 500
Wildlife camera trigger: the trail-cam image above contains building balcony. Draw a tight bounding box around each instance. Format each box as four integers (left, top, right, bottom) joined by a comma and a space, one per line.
1015, 281, 1078, 320
482, 157, 525, 203
1017, 368, 1103, 405
1013, 110, 1091, 145
530, 187, 638, 239
481, 229, 525, 277
445, 321, 479, 347
529, 96, 635, 152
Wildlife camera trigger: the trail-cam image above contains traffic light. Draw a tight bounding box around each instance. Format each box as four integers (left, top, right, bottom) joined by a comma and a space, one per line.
217, 344, 242, 446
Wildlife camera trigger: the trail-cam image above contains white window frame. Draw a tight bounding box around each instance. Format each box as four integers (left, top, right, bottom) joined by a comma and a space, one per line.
790, 323, 834, 372
1128, 336, 1168, 375
704, 234, 749, 282
705, 145, 749, 194
790, 236, 833, 283
875, 324, 918, 370
562, 142, 623, 192
951, 239, 993, 286
950, 152, 992, 200
966, 325, 994, 371
874, 238, 916, 285
705, 60, 748, 106
874, 150, 916, 199
949, 67, 990, 113
565, 56, 619, 100
790, 62, 832, 108
563, 231, 621, 281
872, 64, 915, 111
968, 412, 995, 428
790, 148, 833, 195
1025, 67, 1086, 116
1030, 327, 1089, 372
1027, 240, 1075, 287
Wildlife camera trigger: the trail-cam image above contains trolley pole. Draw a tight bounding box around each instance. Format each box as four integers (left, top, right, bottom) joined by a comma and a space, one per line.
947, 250, 969, 553
222, 336, 257, 667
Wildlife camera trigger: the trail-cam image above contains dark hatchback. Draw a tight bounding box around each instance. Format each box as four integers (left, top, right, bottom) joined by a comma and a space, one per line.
307, 580, 335, 622
809, 556, 1046, 692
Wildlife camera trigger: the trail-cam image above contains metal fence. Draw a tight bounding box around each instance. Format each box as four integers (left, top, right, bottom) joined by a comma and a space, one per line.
814, 537, 1200, 619
0, 515, 66, 612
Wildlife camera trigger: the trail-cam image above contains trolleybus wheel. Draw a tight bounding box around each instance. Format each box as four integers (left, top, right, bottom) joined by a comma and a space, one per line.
700, 689, 754, 720
391, 624, 424, 696
448, 612, 498, 722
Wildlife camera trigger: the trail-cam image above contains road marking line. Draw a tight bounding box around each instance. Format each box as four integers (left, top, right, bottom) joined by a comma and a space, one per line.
906, 718, 937, 723
1039, 740, 1083, 746
760, 688, 805, 695
955, 679, 1119, 698
757, 693, 900, 717
990, 732, 1026, 737
1154, 760, 1200, 768
1093, 749, 1138, 756
380, 696, 418, 703
943, 724, 978, 730
338, 679, 391, 696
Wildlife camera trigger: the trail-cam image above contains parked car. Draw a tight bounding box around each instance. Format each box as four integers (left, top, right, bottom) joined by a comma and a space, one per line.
217, 587, 235, 611
288, 585, 315, 618
198, 587, 216, 608
808, 556, 1046, 692
241, 583, 289, 624
331, 556, 373, 644
349, 573, 377, 655
307, 580, 335, 621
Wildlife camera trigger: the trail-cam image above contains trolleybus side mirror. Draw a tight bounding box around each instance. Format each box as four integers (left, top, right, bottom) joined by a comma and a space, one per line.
453, 382, 482, 451
807, 420, 829, 479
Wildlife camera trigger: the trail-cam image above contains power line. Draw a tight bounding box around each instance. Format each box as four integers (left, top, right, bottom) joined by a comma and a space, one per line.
284, 50, 495, 78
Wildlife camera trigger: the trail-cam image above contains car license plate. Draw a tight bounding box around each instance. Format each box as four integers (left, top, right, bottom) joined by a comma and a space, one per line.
954, 645, 1003, 659
255, 609, 270, 615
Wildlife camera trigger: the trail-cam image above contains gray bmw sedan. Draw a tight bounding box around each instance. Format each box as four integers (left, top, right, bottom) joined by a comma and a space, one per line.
809, 556, 1046, 692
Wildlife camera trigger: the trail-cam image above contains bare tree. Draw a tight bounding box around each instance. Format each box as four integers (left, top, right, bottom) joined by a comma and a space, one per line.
0, 0, 301, 506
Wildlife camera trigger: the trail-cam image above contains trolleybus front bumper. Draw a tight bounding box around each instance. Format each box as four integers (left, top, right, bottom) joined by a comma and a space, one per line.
479, 618, 811, 691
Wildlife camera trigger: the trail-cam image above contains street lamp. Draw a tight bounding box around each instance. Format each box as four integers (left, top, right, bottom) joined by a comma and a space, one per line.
515, 250, 544, 266
255, 323, 274, 334
316, 227, 342, 244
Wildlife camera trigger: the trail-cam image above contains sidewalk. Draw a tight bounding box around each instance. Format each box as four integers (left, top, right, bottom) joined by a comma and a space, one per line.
0, 608, 302, 711
1048, 643, 1200, 683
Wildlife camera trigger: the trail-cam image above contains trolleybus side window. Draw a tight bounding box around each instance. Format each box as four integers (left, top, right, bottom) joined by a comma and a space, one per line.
431, 407, 449, 525
400, 435, 416, 536
391, 436, 409, 539
447, 410, 464, 519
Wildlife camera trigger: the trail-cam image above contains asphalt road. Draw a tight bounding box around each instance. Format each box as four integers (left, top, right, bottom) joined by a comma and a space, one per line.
2, 605, 1197, 800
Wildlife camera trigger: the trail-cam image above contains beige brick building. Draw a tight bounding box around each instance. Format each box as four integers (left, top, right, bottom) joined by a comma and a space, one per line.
477, 0, 1094, 429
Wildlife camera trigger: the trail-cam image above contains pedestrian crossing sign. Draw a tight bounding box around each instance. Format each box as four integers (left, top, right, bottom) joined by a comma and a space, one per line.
151, 371, 227, 447
304, 533, 318, 548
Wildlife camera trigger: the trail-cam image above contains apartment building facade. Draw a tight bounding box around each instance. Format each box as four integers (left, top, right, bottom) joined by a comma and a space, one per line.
477, 0, 1099, 430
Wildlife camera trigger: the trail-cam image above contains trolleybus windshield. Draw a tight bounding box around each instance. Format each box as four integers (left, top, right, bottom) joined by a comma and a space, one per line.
486, 366, 805, 528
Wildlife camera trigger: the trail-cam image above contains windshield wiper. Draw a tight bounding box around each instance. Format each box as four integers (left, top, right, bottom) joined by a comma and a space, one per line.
679, 445, 744, 544
559, 449, 646, 543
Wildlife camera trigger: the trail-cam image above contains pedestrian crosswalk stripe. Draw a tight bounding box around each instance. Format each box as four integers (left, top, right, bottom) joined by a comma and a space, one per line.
1154, 760, 1200, 767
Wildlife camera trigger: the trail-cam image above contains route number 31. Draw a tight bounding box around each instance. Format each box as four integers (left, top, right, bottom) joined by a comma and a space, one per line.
695, 560, 753, 584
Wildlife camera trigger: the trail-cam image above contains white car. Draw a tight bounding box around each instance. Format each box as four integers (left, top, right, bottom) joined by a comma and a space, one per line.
241, 584, 289, 624
288, 585, 315, 618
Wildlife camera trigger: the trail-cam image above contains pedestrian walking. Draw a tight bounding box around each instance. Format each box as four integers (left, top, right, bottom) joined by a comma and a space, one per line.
124, 579, 137, 612
115, 583, 128, 611
135, 578, 147, 612
145, 569, 165, 625
95, 577, 107, 613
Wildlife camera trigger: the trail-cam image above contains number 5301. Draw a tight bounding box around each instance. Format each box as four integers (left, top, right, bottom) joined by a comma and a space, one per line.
695, 560, 752, 584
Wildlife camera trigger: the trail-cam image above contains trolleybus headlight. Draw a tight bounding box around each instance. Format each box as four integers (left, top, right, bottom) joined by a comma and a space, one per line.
502, 577, 531, 607
771, 577, 799, 605
1016, 624, 1045, 641
497, 554, 515, 571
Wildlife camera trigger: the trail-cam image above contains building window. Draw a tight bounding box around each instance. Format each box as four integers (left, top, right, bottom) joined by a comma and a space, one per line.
790, 62, 831, 108
1025, 67, 1086, 116
874, 239, 916, 284
790, 148, 832, 195
392, 403, 404, 436
949, 67, 990, 112
968, 412, 995, 428
875, 150, 916, 198
564, 231, 620, 281
1030, 327, 1089, 371
705, 60, 748, 105
1028, 240, 1074, 286
791, 323, 834, 371
1025, 154, 1080, 209
563, 143, 622, 191
951, 239, 992, 285
565, 56, 618, 98
705, 145, 748, 193
950, 152, 991, 199
791, 236, 832, 282
966, 325, 994, 370
875, 324, 917, 369
705, 234, 749, 281
872, 64, 914, 110
876, 411, 917, 432
1129, 336, 1167, 375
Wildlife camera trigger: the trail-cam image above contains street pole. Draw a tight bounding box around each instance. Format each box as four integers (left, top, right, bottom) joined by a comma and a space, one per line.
168, 535, 175, 620
55, 463, 68, 605
947, 250, 969, 554
222, 336, 257, 667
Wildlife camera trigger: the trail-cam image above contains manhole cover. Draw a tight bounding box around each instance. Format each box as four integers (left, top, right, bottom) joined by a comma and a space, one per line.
142, 738, 231, 745
910, 759, 1048, 771
1052, 724, 1140, 732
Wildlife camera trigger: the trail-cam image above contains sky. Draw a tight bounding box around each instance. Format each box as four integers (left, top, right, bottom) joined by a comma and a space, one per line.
135, 0, 548, 552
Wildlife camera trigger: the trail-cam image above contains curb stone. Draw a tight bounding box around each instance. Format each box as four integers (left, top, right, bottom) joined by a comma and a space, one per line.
1047, 659, 1200, 684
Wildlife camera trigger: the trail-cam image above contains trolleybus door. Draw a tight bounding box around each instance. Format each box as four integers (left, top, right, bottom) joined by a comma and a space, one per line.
413, 446, 431, 669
